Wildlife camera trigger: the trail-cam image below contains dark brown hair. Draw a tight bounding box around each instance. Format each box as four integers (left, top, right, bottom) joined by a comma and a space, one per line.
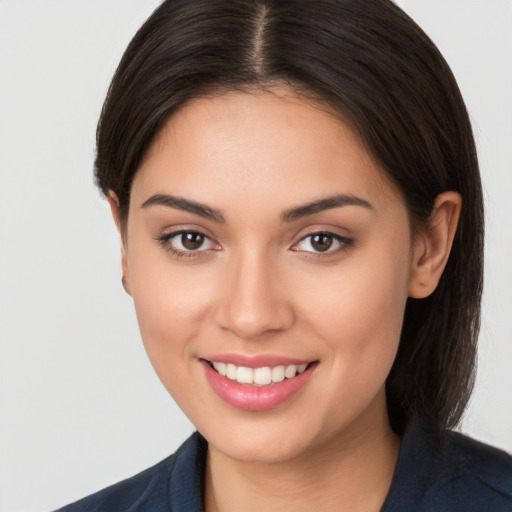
95, 0, 484, 434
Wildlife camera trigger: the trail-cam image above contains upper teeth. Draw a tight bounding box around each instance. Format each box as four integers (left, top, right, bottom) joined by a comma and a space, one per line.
211, 362, 308, 386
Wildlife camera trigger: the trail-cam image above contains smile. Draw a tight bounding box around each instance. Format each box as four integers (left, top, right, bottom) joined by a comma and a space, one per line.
209, 361, 309, 386
201, 357, 317, 411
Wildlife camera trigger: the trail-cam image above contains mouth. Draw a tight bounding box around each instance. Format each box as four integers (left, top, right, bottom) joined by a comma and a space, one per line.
205, 360, 311, 386
200, 357, 318, 411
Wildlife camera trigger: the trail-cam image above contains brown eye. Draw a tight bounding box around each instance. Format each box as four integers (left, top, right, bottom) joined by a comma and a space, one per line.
181, 232, 205, 250
310, 233, 334, 252
157, 230, 218, 255
293, 231, 353, 254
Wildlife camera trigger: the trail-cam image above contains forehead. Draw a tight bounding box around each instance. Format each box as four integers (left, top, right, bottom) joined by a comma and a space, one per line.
133, 89, 401, 212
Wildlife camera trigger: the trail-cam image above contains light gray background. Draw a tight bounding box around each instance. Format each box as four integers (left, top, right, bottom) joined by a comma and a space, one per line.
1, 1, 511, 511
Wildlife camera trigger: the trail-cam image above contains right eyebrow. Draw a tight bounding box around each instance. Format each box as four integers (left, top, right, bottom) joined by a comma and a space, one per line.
141, 194, 226, 223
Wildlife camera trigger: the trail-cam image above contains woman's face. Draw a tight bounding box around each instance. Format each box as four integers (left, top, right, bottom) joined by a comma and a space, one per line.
122, 90, 416, 463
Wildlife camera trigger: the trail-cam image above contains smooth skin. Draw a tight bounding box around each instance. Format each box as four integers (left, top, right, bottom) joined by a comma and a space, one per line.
109, 89, 461, 512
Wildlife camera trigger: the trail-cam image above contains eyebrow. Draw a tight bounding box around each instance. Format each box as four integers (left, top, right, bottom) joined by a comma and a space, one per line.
141, 194, 226, 223
281, 194, 373, 222
141, 192, 373, 224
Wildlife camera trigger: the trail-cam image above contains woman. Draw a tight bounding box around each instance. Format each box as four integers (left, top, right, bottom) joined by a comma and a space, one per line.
56, 0, 512, 510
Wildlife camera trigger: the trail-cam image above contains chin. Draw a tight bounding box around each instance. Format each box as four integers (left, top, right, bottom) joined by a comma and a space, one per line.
210, 433, 314, 464
196, 410, 328, 465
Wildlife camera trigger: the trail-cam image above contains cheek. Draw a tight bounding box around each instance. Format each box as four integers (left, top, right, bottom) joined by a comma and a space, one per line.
299, 243, 411, 392
298, 261, 409, 437
126, 249, 216, 385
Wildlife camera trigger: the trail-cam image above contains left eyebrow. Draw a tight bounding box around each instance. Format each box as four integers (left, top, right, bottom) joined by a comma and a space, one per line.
281, 194, 373, 222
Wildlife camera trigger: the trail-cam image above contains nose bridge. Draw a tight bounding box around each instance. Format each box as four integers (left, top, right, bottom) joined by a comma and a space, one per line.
215, 243, 293, 339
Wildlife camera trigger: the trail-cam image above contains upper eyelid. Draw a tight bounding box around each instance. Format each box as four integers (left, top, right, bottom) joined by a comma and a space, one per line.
291, 231, 354, 252
160, 228, 209, 237
295, 232, 351, 245
292, 221, 353, 236
294, 227, 352, 243
158, 229, 217, 244
157, 225, 218, 241
298, 230, 349, 239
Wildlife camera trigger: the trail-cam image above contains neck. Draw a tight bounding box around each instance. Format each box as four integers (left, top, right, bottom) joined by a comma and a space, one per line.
204, 399, 400, 512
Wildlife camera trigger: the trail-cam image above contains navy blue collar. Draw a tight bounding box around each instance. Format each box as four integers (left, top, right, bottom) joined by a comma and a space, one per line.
169, 431, 208, 512
168, 420, 512, 512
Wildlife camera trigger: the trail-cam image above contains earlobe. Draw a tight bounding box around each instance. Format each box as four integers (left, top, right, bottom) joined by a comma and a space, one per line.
408, 191, 462, 299
107, 191, 132, 296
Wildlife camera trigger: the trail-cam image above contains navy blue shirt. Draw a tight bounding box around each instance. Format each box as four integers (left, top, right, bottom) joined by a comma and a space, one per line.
55, 419, 512, 511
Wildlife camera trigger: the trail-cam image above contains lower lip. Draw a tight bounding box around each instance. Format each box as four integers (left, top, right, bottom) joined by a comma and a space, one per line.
201, 360, 317, 411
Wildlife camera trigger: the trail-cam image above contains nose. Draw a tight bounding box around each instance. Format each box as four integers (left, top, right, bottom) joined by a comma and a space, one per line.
214, 248, 295, 340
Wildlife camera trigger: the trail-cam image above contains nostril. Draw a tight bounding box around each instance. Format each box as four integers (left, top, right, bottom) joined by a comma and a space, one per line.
214, 298, 296, 340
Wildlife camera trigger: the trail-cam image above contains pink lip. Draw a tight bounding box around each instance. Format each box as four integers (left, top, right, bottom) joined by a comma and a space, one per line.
201, 353, 312, 368
200, 358, 317, 411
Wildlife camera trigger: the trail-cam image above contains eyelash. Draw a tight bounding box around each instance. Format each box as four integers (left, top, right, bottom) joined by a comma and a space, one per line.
155, 230, 354, 259
156, 230, 220, 259
291, 232, 354, 256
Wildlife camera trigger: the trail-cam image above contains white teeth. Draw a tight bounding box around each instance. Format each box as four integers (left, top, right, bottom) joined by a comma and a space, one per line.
237, 366, 253, 384
212, 361, 310, 386
254, 366, 272, 385
285, 365, 298, 379
271, 365, 285, 383
226, 363, 237, 380
212, 362, 227, 376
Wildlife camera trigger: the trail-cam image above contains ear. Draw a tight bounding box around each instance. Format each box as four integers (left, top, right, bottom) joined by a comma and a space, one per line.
408, 191, 462, 298
107, 191, 132, 296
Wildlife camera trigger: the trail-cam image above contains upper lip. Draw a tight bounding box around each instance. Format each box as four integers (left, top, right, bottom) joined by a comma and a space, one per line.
201, 353, 315, 368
